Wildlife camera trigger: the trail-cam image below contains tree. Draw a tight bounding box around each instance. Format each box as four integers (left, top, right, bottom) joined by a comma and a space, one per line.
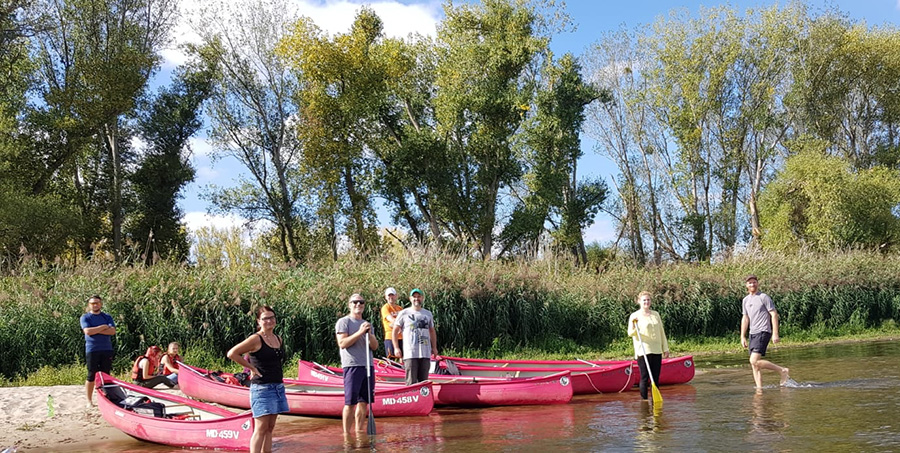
278, 8, 387, 257
197, 0, 310, 263
433, 0, 547, 259
758, 142, 900, 251
28, 0, 177, 261
503, 53, 608, 264
129, 49, 217, 263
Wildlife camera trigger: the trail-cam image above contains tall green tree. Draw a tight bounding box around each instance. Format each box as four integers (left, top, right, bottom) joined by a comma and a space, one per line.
28, 0, 177, 260
503, 53, 607, 264
129, 49, 217, 263
433, 0, 547, 259
278, 8, 387, 257
197, 0, 311, 263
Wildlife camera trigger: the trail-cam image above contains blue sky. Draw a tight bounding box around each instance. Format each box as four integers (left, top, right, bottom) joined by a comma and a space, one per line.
168, 0, 900, 244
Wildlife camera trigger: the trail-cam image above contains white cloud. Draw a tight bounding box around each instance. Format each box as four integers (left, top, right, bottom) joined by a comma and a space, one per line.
298, 0, 440, 38
182, 211, 274, 240
187, 136, 214, 158
195, 165, 219, 181
162, 1, 440, 69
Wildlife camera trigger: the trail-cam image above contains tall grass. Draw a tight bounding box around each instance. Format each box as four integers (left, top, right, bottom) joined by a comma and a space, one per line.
1, 249, 899, 381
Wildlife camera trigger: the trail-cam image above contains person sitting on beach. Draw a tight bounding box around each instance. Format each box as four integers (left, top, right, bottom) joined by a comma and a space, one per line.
131, 346, 176, 389
159, 342, 181, 385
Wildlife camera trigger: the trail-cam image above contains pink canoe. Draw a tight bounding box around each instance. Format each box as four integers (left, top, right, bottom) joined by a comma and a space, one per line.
297, 360, 573, 407
178, 363, 433, 417
95, 372, 253, 450
436, 355, 696, 386
370, 358, 632, 395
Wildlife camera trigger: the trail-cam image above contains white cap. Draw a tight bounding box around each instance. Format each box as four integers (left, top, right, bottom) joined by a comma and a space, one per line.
384, 287, 397, 296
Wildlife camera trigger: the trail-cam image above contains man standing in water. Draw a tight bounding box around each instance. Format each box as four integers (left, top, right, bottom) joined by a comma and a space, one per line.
336, 293, 378, 434
740, 275, 790, 388
392, 288, 437, 385
80, 295, 116, 407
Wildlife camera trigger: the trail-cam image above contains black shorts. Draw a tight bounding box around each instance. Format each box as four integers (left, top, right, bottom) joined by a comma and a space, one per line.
748, 332, 772, 356
86, 350, 114, 381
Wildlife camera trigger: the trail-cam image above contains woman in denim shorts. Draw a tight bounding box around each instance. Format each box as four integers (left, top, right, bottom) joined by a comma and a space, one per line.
228, 306, 288, 453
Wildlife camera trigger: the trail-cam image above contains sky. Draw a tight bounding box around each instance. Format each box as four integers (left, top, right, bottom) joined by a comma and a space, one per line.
167, 0, 900, 245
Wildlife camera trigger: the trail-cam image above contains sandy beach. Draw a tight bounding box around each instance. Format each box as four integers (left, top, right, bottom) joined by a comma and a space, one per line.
0, 384, 162, 452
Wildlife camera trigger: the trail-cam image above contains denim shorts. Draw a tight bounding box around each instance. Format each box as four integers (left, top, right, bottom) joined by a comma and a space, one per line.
250, 382, 289, 418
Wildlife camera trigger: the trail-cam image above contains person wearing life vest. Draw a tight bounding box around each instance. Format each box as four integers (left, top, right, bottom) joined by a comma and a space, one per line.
159, 342, 182, 384
131, 345, 175, 389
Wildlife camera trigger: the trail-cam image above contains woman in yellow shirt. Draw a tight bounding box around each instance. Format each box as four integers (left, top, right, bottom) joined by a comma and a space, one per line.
627, 291, 669, 401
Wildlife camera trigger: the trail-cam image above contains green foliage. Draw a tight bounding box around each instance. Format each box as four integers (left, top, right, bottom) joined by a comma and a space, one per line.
2, 249, 900, 380
759, 144, 900, 251
0, 186, 80, 268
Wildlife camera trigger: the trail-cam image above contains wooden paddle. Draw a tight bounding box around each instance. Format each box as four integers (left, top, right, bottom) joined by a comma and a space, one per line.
633, 318, 663, 406
365, 330, 376, 436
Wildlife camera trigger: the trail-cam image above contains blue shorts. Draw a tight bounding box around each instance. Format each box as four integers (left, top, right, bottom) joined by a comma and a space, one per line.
343, 366, 374, 406
384, 339, 403, 358
250, 382, 288, 418
749, 332, 772, 356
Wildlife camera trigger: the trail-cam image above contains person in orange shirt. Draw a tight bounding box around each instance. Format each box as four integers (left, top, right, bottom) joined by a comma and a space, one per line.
381, 287, 403, 359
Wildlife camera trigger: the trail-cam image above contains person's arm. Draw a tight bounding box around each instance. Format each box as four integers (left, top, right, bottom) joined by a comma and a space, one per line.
227, 335, 263, 378
627, 315, 638, 338
770, 309, 780, 343
336, 321, 370, 350
740, 314, 750, 348
657, 313, 670, 358
429, 326, 438, 357
392, 323, 402, 355
83, 325, 111, 336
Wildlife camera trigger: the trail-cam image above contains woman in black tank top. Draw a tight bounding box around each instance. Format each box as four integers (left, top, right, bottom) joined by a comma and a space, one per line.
227, 306, 289, 453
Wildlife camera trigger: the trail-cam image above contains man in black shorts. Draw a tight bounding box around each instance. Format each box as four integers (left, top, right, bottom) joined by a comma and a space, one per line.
740, 276, 790, 388
80, 295, 116, 407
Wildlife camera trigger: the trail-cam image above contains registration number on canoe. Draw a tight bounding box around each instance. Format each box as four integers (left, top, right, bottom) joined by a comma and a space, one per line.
381, 395, 419, 405
206, 429, 240, 440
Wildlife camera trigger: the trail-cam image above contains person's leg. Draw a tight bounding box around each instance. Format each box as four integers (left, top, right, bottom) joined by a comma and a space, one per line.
404, 359, 416, 385
354, 402, 367, 432
648, 354, 663, 388
342, 405, 353, 434
263, 414, 277, 452
85, 352, 99, 406
637, 356, 650, 400
416, 358, 430, 383
250, 414, 276, 453
384, 340, 395, 359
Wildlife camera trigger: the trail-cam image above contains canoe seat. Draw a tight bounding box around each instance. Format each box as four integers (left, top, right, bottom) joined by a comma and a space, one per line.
101, 384, 128, 404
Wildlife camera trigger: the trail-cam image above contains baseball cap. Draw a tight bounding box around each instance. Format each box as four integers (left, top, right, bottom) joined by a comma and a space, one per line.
745, 274, 758, 282
410, 288, 424, 297
384, 287, 397, 296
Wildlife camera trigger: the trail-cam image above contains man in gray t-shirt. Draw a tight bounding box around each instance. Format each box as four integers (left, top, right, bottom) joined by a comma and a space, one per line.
740, 275, 790, 389
392, 288, 438, 385
335, 293, 377, 434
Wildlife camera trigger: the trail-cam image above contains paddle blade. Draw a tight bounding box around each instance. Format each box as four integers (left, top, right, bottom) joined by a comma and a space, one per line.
651, 383, 664, 406
367, 410, 376, 435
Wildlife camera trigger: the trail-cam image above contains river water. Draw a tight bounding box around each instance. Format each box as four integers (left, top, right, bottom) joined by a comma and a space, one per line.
63, 339, 900, 452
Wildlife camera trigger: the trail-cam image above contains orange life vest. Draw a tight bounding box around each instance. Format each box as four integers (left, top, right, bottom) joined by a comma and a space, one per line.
131, 355, 158, 381
161, 353, 181, 374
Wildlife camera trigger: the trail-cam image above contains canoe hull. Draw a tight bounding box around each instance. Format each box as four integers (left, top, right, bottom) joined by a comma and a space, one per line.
179, 363, 433, 417
296, 360, 572, 406
437, 355, 696, 386
95, 372, 253, 451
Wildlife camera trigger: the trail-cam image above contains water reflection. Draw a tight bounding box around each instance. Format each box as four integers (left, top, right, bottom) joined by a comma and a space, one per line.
52, 340, 900, 452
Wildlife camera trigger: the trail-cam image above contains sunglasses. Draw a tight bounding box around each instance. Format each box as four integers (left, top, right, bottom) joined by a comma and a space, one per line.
351, 300, 366, 305
260, 316, 276, 321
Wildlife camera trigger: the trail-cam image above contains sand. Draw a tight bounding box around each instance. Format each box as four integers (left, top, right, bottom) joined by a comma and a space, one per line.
0, 384, 163, 452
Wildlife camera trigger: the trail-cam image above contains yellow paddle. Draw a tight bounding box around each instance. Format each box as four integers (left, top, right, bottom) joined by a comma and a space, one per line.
633, 319, 663, 406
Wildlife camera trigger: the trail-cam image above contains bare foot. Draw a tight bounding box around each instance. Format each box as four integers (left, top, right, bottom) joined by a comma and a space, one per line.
779, 367, 790, 386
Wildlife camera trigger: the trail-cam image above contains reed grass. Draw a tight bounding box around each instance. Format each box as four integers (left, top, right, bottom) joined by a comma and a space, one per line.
1, 249, 899, 382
